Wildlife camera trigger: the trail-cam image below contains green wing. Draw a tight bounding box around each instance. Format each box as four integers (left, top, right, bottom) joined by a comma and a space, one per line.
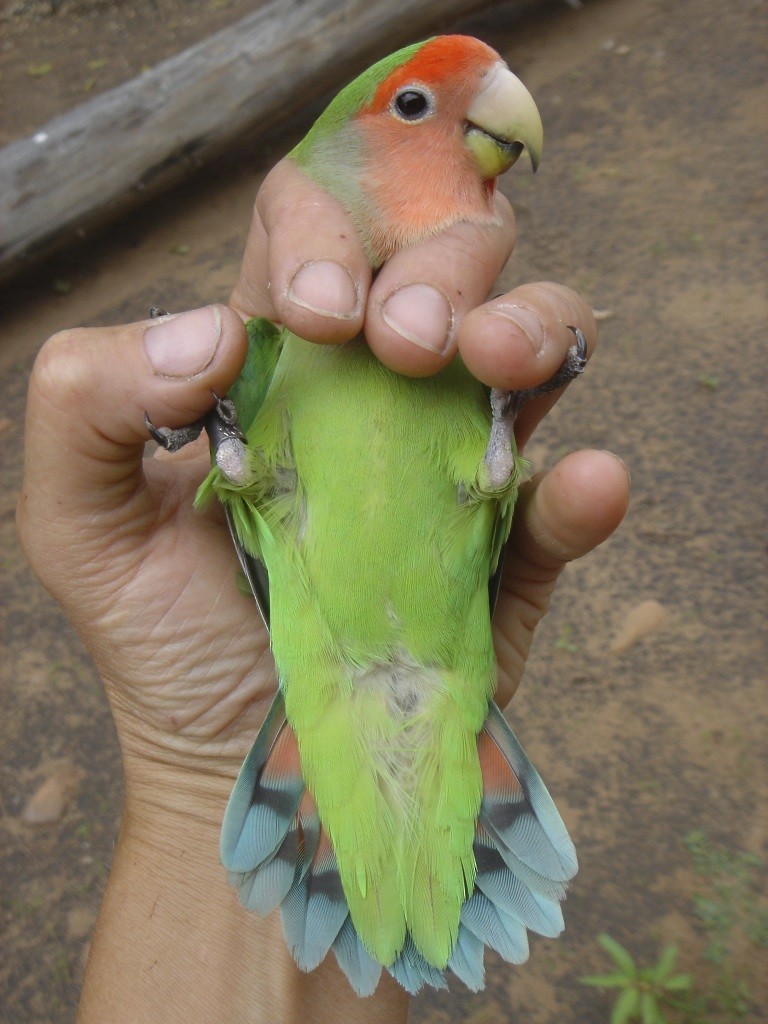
230, 316, 284, 433
194, 318, 283, 621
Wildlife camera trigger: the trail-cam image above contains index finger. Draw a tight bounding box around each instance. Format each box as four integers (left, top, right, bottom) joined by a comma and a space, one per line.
229, 159, 370, 344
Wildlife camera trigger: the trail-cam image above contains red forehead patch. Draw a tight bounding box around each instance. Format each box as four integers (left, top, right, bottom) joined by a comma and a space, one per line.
363, 35, 500, 116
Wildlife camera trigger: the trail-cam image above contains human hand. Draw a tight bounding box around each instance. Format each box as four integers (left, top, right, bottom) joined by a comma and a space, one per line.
17, 158, 627, 1024
18, 157, 628, 805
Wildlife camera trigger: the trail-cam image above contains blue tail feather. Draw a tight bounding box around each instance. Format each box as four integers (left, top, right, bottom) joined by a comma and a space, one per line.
481, 814, 570, 903
387, 937, 448, 994
474, 825, 565, 937
220, 691, 304, 874
281, 834, 348, 971
461, 890, 529, 964
483, 703, 578, 881
230, 820, 299, 915
331, 917, 382, 997
447, 923, 485, 991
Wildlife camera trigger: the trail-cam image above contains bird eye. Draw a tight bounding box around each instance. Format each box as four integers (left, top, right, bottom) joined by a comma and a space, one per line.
392, 88, 433, 121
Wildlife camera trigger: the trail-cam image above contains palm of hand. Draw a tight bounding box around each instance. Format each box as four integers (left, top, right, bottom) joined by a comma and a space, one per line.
82, 445, 274, 770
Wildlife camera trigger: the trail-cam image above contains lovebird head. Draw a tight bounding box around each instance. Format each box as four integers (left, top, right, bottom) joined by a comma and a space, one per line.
290, 35, 543, 268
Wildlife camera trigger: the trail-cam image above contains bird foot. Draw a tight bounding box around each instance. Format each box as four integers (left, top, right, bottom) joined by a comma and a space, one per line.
483, 326, 587, 487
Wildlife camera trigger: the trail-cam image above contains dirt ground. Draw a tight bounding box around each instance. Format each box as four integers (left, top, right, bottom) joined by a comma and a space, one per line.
0, 0, 270, 148
1, 0, 766, 1021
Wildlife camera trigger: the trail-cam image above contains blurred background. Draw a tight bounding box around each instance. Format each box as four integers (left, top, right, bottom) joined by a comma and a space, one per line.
1, 0, 766, 1021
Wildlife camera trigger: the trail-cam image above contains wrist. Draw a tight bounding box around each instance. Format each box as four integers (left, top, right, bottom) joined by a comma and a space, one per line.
108, 685, 249, 827
123, 749, 238, 832
81, 757, 409, 1023
80, 795, 286, 1023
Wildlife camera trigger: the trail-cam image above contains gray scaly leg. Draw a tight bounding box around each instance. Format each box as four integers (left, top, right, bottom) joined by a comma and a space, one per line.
487, 326, 587, 613
483, 326, 587, 488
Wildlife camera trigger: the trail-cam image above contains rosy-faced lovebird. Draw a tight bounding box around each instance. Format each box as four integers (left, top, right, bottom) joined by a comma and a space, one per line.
149, 34, 586, 996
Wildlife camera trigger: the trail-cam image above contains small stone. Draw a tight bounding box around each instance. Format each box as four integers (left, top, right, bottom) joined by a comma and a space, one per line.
21, 763, 83, 825
611, 599, 667, 654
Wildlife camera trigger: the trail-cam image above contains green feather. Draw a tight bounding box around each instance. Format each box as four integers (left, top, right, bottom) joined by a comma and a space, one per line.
230, 316, 283, 433
212, 332, 520, 966
290, 40, 428, 168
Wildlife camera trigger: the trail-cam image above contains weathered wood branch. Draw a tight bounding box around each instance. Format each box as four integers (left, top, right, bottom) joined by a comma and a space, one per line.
0, 0, 536, 282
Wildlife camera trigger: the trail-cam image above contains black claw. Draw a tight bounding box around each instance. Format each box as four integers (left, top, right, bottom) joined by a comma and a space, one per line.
144, 392, 246, 460
210, 393, 241, 429
567, 325, 588, 373
486, 324, 589, 437
149, 306, 169, 318
515, 326, 588, 404
490, 387, 518, 420
144, 397, 245, 456
144, 411, 205, 452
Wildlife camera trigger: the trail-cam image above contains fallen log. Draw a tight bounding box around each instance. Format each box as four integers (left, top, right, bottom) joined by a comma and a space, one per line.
0, 0, 538, 282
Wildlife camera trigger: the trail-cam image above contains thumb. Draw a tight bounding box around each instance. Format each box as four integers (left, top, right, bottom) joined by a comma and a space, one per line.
18, 304, 248, 561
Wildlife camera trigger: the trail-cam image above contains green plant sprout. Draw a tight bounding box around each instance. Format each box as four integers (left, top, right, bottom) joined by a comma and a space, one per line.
681, 830, 765, 1019
554, 622, 578, 653
580, 933, 691, 1024
683, 830, 766, 963
580, 834, 764, 1022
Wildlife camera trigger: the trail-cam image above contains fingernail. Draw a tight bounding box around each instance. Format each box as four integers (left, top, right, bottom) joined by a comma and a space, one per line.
144, 306, 222, 378
381, 284, 455, 355
489, 304, 546, 355
286, 260, 359, 319
600, 450, 632, 485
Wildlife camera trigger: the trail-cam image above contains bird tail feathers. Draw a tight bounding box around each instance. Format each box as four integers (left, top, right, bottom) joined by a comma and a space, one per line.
220, 693, 576, 996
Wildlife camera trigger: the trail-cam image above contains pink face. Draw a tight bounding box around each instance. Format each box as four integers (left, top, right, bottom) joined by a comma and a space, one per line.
352, 37, 504, 265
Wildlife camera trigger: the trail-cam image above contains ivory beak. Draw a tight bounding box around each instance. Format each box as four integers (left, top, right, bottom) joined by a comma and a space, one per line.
464, 62, 544, 176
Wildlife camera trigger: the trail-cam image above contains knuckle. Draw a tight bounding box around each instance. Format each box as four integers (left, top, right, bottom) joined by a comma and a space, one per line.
421, 217, 514, 301
261, 161, 360, 252
260, 160, 326, 225
31, 328, 98, 405
518, 282, 596, 345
